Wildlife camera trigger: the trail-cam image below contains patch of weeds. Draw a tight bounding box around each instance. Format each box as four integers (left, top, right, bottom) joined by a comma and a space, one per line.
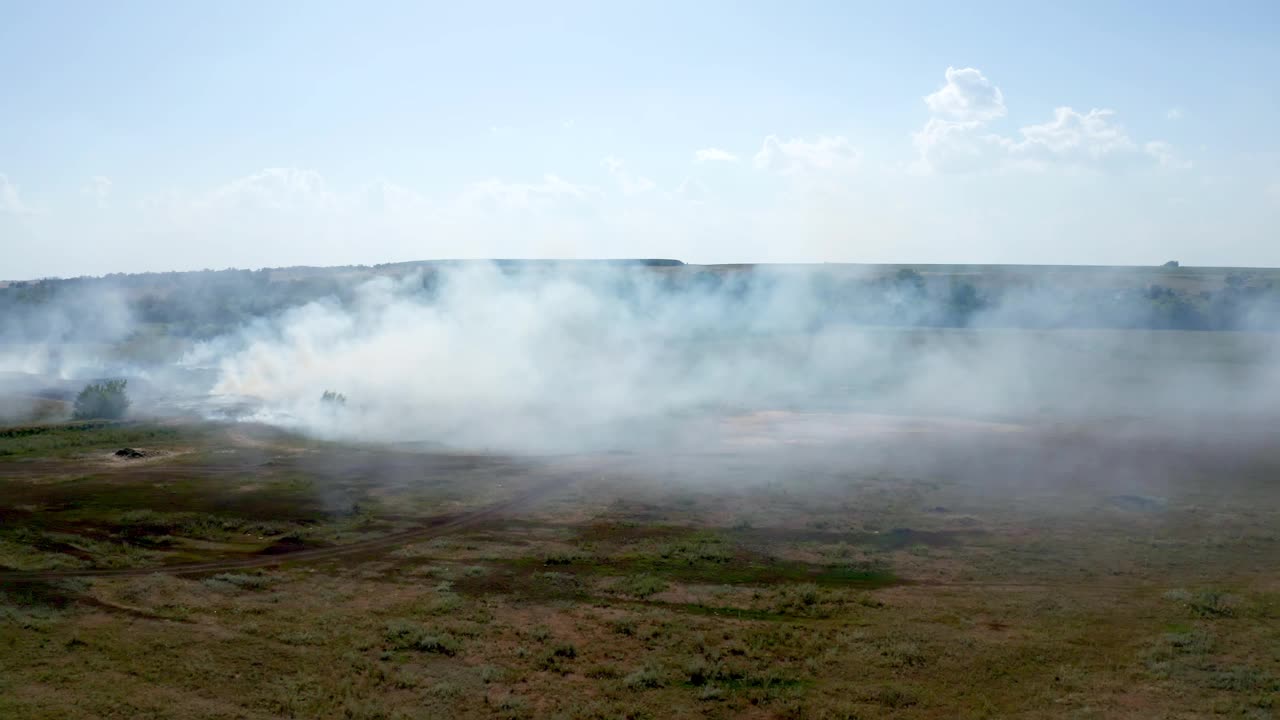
552, 643, 577, 659
382, 620, 460, 656
1164, 589, 1240, 618
491, 694, 528, 720
543, 550, 592, 566
421, 592, 462, 615
610, 618, 637, 636
202, 572, 270, 591
277, 629, 327, 646
529, 624, 552, 642
697, 684, 725, 702
586, 665, 620, 679
341, 697, 391, 720
1143, 627, 1216, 679
1206, 666, 1273, 692
390, 667, 418, 690
536, 645, 577, 674
624, 663, 666, 690
478, 665, 505, 684
617, 574, 667, 599
871, 685, 920, 709
428, 681, 462, 699
880, 640, 927, 668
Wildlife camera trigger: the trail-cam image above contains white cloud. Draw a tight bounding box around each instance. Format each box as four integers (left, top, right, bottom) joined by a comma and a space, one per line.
1004, 107, 1142, 169
602, 156, 656, 195
201, 168, 336, 212
913, 118, 996, 174
915, 68, 1178, 174
0, 174, 30, 215
84, 176, 113, 208
924, 66, 1007, 121
360, 178, 431, 213
695, 148, 739, 163
754, 135, 861, 175
1166, 107, 1184, 120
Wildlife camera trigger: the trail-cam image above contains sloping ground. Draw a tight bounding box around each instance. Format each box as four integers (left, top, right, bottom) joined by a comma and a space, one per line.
1, 417, 1277, 718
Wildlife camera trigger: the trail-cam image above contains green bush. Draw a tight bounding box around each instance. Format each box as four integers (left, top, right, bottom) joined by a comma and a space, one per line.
73, 379, 130, 420
383, 620, 460, 655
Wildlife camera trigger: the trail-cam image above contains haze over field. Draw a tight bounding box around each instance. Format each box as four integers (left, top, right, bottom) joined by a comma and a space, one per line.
6, 7, 1280, 719
4, 261, 1280, 453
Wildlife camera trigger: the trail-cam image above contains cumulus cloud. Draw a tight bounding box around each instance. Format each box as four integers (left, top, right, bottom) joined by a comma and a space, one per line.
1004, 108, 1141, 168
924, 66, 1007, 121
695, 148, 739, 163
201, 168, 336, 212
754, 135, 861, 175
602, 156, 656, 195
913, 119, 996, 173
915, 68, 1179, 174
359, 178, 431, 214
0, 174, 30, 215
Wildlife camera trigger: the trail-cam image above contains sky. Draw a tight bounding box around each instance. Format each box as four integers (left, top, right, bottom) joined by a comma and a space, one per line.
2, 0, 1279, 279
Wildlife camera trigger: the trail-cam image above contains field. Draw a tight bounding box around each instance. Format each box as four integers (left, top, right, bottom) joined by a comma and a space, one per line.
1, 411, 1278, 719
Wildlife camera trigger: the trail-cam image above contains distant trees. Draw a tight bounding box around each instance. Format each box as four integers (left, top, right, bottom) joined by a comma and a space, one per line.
1163, 260, 1180, 268
321, 390, 347, 406
73, 379, 130, 420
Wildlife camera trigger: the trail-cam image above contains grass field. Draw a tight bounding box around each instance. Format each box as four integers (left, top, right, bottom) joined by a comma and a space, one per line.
1, 416, 1277, 719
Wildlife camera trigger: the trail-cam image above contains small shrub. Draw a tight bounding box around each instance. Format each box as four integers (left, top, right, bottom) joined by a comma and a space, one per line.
1165, 589, 1240, 618
881, 640, 927, 668
624, 664, 665, 690
1207, 666, 1270, 692
382, 620, 460, 656
618, 574, 667, 599
203, 572, 270, 591
73, 379, 130, 420
697, 684, 725, 702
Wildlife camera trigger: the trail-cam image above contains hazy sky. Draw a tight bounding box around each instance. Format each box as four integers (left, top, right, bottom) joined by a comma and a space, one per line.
2, 0, 1278, 279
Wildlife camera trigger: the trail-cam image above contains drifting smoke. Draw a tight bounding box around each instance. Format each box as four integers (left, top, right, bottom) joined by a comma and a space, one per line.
192, 263, 1280, 452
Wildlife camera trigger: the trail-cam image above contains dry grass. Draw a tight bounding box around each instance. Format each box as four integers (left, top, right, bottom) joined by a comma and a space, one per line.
1, 418, 1278, 718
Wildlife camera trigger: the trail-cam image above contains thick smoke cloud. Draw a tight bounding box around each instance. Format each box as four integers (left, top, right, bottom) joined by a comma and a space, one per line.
197, 263, 1280, 453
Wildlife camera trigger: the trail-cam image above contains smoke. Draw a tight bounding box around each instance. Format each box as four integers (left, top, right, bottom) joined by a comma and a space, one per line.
196, 263, 1280, 453
0, 280, 136, 381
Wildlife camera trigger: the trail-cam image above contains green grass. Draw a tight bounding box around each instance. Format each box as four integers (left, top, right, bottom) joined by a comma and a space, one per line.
0, 421, 182, 458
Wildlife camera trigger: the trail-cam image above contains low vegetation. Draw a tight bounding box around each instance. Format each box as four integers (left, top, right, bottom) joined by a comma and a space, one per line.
0, 419, 1277, 718
72, 379, 130, 420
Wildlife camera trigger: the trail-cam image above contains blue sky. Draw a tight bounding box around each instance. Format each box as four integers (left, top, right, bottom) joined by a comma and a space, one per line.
2, 0, 1278, 279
